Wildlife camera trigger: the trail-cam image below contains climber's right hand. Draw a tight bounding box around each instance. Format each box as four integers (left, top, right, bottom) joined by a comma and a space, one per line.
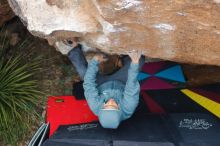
62, 38, 78, 48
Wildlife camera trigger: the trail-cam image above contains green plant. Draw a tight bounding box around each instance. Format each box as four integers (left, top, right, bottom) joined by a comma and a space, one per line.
0, 28, 43, 145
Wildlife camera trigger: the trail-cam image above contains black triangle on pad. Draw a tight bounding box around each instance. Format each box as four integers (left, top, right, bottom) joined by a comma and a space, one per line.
145, 89, 208, 113
133, 94, 151, 115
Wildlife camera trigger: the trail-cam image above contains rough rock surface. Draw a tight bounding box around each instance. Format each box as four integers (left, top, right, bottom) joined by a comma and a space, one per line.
7, 0, 220, 65
0, 0, 15, 26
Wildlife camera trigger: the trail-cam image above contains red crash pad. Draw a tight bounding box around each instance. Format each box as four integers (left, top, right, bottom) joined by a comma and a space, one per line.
46, 96, 98, 136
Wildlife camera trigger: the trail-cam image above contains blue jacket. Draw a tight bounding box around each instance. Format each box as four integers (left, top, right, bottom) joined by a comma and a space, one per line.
83, 59, 140, 121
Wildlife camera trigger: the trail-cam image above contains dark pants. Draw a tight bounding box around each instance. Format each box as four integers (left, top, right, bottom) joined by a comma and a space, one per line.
68, 45, 145, 85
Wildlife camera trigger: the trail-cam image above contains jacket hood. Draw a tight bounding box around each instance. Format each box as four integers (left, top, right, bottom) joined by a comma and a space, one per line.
98, 109, 122, 129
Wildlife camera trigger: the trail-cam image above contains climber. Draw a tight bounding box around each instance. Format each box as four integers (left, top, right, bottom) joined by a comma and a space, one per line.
55, 38, 145, 129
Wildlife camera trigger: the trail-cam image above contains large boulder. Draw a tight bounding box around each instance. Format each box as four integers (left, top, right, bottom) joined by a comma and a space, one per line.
7, 0, 220, 65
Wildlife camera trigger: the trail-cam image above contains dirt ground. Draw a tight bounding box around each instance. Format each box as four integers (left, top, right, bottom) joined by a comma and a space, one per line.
1, 18, 220, 145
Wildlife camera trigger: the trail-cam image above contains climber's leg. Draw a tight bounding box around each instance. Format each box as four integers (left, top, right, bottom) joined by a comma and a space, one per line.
68, 44, 88, 80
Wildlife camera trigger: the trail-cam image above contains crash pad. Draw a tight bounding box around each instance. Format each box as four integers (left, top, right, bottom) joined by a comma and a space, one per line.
46, 96, 98, 136
181, 89, 220, 118
43, 113, 220, 146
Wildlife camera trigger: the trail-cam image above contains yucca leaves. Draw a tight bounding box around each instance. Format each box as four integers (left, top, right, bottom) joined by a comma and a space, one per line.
0, 28, 44, 145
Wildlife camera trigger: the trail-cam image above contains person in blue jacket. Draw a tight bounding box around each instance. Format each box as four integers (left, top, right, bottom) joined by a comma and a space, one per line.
56, 39, 145, 129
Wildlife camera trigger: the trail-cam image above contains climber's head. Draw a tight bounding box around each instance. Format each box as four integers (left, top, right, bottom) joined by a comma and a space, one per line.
98, 98, 121, 129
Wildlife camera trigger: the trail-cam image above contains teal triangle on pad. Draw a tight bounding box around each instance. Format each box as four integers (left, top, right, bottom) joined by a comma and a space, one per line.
138, 72, 150, 81
155, 65, 186, 82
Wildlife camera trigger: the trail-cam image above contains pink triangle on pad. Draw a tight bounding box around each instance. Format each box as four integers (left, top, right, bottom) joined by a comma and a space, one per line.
142, 61, 166, 75
141, 77, 174, 90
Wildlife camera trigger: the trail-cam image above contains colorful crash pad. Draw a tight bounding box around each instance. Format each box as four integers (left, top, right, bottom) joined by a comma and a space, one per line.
46, 96, 98, 136
181, 89, 220, 118
46, 84, 220, 138
138, 61, 186, 90
140, 77, 175, 90
141, 83, 220, 118
155, 65, 186, 83
142, 89, 208, 114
